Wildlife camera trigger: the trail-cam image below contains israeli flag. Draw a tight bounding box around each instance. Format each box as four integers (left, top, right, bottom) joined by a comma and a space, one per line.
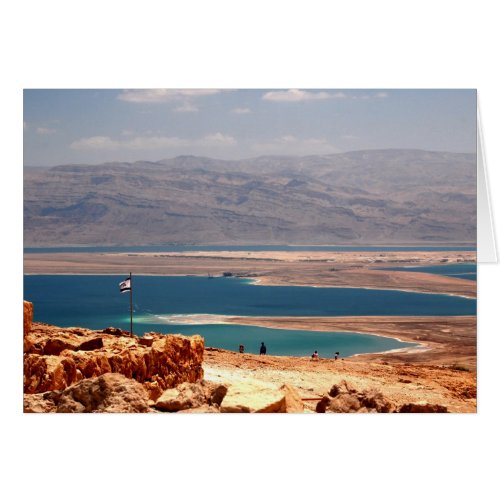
119, 278, 131, 293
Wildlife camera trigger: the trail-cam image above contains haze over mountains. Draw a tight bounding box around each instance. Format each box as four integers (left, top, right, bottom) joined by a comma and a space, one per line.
24, 149, 476, 247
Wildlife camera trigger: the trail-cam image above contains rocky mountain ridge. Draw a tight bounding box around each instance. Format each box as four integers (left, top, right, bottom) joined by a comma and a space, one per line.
24, 149, 476, 246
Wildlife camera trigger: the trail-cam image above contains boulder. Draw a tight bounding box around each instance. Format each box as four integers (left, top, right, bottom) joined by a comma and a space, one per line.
316, 396, 331, 413
317, 379, 395, 413
23, 392, 60, 413
56, 373, 150, 413
220, 380, 286, 413
155, 383, 207, 412
281, 384, 305, 413
359, 390, 395, 413
398, 402, 448, 413
204, 380, 228, 406
138, 336, 154, 347
327, 394, 362, 413
43, 338, 79, 355
155, 380, 228, 412
328, 380, 357, 397
76, 337, 104, 351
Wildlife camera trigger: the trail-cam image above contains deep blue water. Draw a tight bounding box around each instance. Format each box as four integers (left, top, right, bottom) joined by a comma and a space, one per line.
383, 263, 477, 281
24, 274, 475, 357
23, 244, 477, 254
24, 274, 475, 331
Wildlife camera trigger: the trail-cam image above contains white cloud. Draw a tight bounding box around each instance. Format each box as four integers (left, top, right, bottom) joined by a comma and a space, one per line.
70, 132, 236, 151
231, 107, 251, 114
70, 136, 121, 150
174, 102, 199, 113
251, 135, 339, 155
199, 133, 236, 146
352, 91, 389, 100
117, 89, 220, 103
36, 126, 57, 135
262, 89, 345, 102
262, 89, 388, 103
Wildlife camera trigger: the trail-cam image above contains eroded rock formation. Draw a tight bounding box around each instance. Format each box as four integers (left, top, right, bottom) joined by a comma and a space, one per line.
24, 310, 204, 402
316, 380, 448, 413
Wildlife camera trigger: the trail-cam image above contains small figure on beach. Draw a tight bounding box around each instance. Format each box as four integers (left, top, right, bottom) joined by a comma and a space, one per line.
260, 342, 267, 355
334, 351, 339, 360
239, 344, 245, 353
312, 350, 319, 360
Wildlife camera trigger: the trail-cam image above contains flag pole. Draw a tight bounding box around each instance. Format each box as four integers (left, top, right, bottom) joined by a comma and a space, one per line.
129, 272, 133, 335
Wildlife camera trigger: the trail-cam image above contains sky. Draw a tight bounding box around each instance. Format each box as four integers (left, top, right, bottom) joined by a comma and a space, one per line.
23, 89, 476, 166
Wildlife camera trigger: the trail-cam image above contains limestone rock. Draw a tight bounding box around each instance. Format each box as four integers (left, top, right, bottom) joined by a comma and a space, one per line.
23, 392, 60, 413
155, 380, 228, 412
138, 336, 154, 347
23, 301, 34, 352
220, 380, 286, 413
76, 337, 104, 351
359, 389, 395, 413
327, 393, 362, 413
56, 373, 150, 413
43, 338, 79, 355
24, 301, 33, 335
101, 326, 132, 337
329, 380, 357, 397
207, 381, 228, 406
281, 384, 304, 413
155, 383, 207, 412
24, 323, 205, 401
316, 396, 331, 413
398, 402, 448, 413
317, 379, 395, 413
177, 404, 220, 414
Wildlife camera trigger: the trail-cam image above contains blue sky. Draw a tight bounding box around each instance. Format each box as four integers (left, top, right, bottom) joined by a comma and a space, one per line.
23, 89, 476, 166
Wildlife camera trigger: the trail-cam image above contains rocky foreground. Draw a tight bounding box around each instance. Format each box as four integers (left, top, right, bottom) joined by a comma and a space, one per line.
23, 302, 476, 413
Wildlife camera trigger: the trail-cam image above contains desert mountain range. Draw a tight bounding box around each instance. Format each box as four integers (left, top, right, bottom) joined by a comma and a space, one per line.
24, 149, 476, 246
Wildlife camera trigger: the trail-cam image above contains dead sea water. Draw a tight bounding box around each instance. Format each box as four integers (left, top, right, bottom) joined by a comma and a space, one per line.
23, 275, 475, 357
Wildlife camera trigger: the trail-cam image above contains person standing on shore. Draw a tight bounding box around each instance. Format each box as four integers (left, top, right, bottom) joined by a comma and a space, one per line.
260, 342, 267, 355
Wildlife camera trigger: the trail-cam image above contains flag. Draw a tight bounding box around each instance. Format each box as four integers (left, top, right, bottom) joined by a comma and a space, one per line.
119, 278, 131, 293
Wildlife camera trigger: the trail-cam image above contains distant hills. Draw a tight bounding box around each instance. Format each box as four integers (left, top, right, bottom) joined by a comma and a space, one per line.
23, 149, 476, 246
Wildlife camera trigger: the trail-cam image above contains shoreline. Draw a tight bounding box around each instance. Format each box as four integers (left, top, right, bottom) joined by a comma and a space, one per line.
247, 276, 476, 299
136, 313, 425, 357
224, 315, 476, 368
23, 249, 477, 299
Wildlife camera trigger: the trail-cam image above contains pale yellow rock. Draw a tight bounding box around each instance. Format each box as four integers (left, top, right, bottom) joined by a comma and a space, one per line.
220, 378, 286, 413
281, 383, 305, 413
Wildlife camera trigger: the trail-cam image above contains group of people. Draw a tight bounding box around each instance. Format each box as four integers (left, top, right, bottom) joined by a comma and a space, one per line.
238, 343, 339, 360
312, 350, 340, 360
239, 342, 267, 354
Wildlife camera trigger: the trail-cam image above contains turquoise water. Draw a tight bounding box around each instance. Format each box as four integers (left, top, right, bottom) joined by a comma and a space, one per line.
24, 275, 475, 356
23, 244, 476, 254
141, 323, 418, 358
383, 263, 477, 281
